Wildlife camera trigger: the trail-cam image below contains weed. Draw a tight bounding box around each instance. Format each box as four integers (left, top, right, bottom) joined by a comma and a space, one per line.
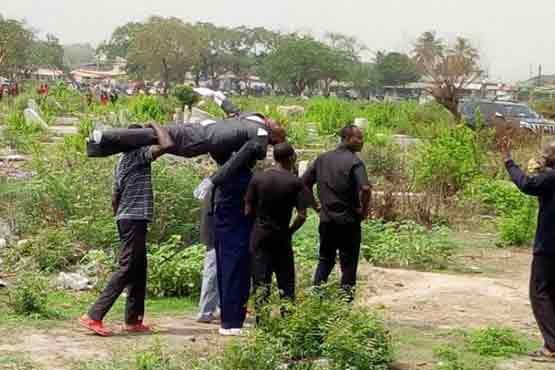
7, 272, 50, 316
465, 327, 533, 357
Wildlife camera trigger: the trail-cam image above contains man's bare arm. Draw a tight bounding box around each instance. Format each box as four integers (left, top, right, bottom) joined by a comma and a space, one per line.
149, 123, 174, 159
289, 208, 307, 235
359, 185, 371, 219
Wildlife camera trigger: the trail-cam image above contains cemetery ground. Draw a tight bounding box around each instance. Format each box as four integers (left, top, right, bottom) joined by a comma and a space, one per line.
0, 234, 553, 370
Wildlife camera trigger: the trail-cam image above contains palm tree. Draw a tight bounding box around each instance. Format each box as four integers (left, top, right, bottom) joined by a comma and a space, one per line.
413, 31, 444, 66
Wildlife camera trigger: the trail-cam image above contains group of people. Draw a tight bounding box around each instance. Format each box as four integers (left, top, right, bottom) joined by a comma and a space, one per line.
78, 88, 371, 337
0, 81, 19, 100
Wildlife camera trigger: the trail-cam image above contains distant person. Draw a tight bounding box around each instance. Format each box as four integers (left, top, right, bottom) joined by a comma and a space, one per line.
302, 125, 371, 301
499, 135, 555, 360
109, 90, 119, 104
245, 142, 309, 320
100, 91, 109, 105
79, 123, 174, 337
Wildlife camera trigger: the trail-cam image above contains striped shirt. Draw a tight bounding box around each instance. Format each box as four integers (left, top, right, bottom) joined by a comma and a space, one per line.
114, 147, 154, 222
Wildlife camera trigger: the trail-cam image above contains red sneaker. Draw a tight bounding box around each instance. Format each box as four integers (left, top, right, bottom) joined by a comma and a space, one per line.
124, 322, 152, 333
78, 315, 112, 337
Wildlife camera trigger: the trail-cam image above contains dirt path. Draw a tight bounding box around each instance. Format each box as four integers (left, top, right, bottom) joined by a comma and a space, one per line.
0, 248, 549, 370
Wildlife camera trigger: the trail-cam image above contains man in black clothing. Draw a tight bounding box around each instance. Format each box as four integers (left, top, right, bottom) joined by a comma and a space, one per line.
500, 136, 555, 359
302, 125, 371, 299
246, 143, 309, 314
79, 123, 174, 337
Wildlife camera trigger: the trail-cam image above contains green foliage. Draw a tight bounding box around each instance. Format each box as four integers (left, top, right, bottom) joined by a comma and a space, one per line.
362, 220, 454, 269
412, 125, 484, 194
172, 85, 200, 110
323, 310, 393, 370
129, 95, 173, 122
135, 341, 174, 370
7, 272, 49, 316
465, 327, 532, 357
3, 111, 45, 151
434, 346, 494, 370
215, 331, 286, 370
464, 178, 537, 246
147, 237, 204, 297
304, 97, 356, 135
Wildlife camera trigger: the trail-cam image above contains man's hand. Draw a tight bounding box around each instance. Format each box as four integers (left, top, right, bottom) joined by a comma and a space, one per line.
497, 135, 512, 162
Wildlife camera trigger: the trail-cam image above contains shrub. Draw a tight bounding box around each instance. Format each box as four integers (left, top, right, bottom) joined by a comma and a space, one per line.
464, 178, 537, 246
216, 331, 287, 370
172, 85, 200, 111
3, 111, 45, 152
434, 346, 494, 370
323, 310, 393, 370
8, 272, 50, 316
304, 98, 356, 135
147, 237, 204, 297
129, 95, 173, 123
466, 327, 532, 357
362, 220, 454, 269
412, 125, 484, 195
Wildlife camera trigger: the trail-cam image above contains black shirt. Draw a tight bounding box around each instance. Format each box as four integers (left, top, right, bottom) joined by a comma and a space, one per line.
302, 145, 370, 224
245, 168, 310, 232
506, 159, 555, 256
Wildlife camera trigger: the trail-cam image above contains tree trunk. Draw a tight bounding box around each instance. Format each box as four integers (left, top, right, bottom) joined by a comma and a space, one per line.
161, 58, 170, 96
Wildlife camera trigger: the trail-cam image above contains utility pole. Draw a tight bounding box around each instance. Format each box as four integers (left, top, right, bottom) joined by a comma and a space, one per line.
538, 64, 543, 87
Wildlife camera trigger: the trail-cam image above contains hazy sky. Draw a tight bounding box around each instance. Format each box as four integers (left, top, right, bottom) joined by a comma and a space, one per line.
3, 0, 554, 82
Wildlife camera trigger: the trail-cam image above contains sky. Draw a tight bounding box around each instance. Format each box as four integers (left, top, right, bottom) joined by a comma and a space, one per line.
2, 0, 554, 82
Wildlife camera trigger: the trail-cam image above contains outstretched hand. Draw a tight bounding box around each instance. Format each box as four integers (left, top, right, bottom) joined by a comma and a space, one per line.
497, 135, 512, 162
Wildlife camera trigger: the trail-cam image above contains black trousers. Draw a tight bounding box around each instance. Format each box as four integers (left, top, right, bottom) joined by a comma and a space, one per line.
313, 221, 361, 297
530, 255, 555, 350
251, 228, 296, 308
89, 219, 148, 325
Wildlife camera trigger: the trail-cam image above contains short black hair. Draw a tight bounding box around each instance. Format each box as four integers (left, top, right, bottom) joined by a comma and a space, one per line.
273, 142, 296, 163
128, 124, 142, 129
339, 125, 359, 141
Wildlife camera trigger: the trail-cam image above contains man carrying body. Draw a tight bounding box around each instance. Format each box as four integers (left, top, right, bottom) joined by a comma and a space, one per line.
79, 123, 174, 336
302, 125, 371, 300
245, 143, 309, 321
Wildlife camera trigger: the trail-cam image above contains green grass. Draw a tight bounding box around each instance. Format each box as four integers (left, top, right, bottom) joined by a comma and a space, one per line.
0, 289, 197, 329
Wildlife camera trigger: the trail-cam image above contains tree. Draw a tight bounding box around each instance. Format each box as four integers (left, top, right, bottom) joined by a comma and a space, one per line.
63, 43, 96, 68
97, 22, 144, 60
413, 31, 482, 119
27, 34, 64, 71
126, 17, 200, 94
262, 36, 345, 96
374, 51, 420, 87
0, 15, 33, 78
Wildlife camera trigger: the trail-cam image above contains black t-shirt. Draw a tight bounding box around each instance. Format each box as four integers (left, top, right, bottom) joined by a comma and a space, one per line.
245, 168, 310, 232
302, 145, 370, 224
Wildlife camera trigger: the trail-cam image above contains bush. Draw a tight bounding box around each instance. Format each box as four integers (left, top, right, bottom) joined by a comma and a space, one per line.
466, 327, 532, 357
323, 310, 393, 370
362, 220, 454, 269
8, 272, 50, 316
3, 111, 45, 152
304, 98, 356, 136
172, 85, 200, 111
129, 95, 173, 123
412, 125, 484, 195
216, 331, 287, 370
434, 346, 494, 370
147, 237, 204, 297
464, 178, 537, 246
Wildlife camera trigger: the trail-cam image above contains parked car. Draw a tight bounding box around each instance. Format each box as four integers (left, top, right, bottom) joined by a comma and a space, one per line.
459, 99, 555, 134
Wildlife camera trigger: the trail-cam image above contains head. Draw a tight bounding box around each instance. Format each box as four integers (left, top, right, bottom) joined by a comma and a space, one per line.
273, 142, 297, 170
340, 125, 364, 152
265, 118, 286, 145
541, 140, 555, 168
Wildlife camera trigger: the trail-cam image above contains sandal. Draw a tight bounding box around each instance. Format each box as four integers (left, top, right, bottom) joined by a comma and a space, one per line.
529, 347, 555, 362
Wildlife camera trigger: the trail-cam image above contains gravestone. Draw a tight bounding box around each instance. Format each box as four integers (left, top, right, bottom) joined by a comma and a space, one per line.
27, 99, 42, 117
23, 108, 48, 129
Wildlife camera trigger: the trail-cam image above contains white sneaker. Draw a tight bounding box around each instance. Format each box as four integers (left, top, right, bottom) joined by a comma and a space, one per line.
218, 328, 234, 336
230, 328, 243, 336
